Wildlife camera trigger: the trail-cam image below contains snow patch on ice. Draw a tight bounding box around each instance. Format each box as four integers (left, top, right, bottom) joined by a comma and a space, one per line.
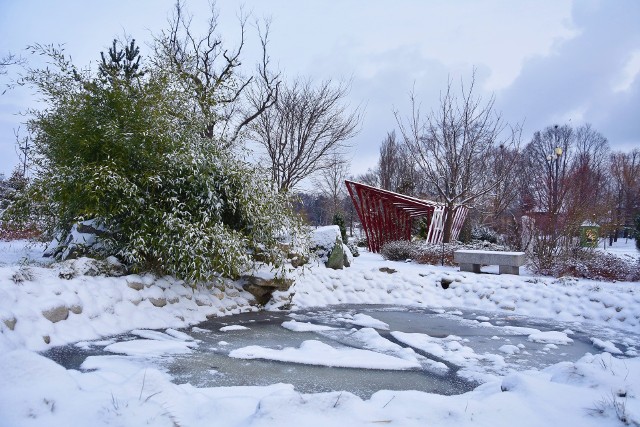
229, 340, 421, 370
528, 331, 573, 345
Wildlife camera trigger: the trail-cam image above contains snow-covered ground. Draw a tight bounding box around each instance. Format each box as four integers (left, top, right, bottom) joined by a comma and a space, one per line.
1, 238, 639, 426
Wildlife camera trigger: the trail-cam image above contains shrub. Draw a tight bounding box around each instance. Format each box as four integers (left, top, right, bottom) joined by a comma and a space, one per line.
346, 241, 359, 257
381, 239, 510, 265
332, 213, 347, 243
533, 249, 640, 282
4, 43, 303, 284
471, 225, 498, 244
380, 240, 417, 261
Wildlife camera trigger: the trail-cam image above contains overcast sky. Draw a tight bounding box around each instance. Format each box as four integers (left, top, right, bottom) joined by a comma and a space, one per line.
1, 0, 639, 181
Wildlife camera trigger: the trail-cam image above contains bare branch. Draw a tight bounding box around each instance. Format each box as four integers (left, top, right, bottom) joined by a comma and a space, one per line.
153, 0, 279, 146
396, 70, 521, 242
252, 78, 362, 192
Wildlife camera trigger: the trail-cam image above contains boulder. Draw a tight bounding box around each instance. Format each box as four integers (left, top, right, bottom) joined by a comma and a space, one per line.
326, 237, 345, 270
149, 297, 167, 308
127, 281, 145, 291
343, 244, 353, 267
242, 274, 294, 305
44, 219, 108, 261
310, 226, 353, 269
42, 305, 69, 323
3, 317, 16, 331
310, 225, 342, 262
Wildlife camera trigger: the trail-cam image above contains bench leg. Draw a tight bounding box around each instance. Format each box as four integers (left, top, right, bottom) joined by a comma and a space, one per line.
499, 265, 520, 275
460, 263, 481, 273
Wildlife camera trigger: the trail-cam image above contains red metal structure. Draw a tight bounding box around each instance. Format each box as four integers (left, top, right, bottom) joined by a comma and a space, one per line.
345, 180, 468, 253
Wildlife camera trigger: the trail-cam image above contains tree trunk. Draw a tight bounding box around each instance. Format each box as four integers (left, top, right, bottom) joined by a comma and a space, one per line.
443, 202, 455, 243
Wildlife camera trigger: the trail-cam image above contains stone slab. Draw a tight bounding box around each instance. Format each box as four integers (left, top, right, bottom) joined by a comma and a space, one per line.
454, 250, 526, 267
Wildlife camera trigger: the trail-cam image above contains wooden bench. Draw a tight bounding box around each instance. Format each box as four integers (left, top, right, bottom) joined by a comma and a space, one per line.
453, 250, 526, 275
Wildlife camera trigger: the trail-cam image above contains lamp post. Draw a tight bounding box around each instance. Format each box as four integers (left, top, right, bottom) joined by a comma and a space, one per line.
546, 145, 563, 237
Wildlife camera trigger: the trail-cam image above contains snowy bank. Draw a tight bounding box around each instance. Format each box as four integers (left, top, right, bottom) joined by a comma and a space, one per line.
1, 240, 640, 426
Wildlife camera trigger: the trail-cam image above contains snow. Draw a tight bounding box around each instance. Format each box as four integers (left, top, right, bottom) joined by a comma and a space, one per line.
528, 331, 574, 345
590, 337, 623, 354
310, 225, 342, 248
281, 319, 337, 332
1, 239, 640, 426
344, 313, 390, 330
104, 339, 197, 356
229, 339, 421, 370
597, 237, 640, 262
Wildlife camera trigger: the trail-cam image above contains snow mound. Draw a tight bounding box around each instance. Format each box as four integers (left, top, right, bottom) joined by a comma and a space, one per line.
281, 320, 336, 332
229, 340, 421, 370
528, 331, 573, 345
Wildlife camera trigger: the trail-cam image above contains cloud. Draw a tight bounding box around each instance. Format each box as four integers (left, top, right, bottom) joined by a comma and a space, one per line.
496, 0, 640, 150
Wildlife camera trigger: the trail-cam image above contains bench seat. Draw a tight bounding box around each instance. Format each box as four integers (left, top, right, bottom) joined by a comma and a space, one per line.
453, 250, 526, 275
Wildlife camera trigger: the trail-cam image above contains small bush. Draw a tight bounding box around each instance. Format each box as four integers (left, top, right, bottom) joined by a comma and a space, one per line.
0, 223, 42, 241
332, 213, 347, 243
346, 241, 360, 257
471, 226, 498, 244
381, 239, 509, 265
534, 249, 640, 282
356, 236, 368, 248
380, 240, 417, 261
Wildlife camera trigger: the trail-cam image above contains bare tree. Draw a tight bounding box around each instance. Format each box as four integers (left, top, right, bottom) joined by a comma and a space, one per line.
252, 78, 361, 192
395, 72, 521, 242
523, 125, 574, 221
524, 124, 610, 226
377, 131, 422, 196
313, 152, 350, 220
522, 123, 613, 267
610, 149, 640, 234
354, 168, 380, 188
153, 1, 278, 145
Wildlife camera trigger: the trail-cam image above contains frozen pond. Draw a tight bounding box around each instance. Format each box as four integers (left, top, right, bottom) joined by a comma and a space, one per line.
43, 304, 640, 399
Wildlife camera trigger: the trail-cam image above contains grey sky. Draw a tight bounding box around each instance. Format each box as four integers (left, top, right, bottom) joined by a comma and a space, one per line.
1, 0, 638, 181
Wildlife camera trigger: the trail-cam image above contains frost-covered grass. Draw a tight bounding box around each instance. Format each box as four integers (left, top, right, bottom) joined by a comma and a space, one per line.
1, 239, 639, 426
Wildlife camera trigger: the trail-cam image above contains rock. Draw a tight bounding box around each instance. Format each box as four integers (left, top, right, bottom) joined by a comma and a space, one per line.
149, 297, 167, 308
105, 256, 127, 277
343, 244, 353, 267
289, 253, 309, 268
310, 225, 343, 262
379, 267, 397, 274
3, 317, 16, 331
45, 220, 107, 261
242, 284, 274, 305
43, 335, 51, 344
326, 237, 345, 270
242, 275, 295, 305
76, 221, 106, 235
195, 296, 213, 307
127, 281, 145, 291
70, 305, 83, 314
58, 268, 75, 280
441, 277, 454, 289
42, 306, 69, 323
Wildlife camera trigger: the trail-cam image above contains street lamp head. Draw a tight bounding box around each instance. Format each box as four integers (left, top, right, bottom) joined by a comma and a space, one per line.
554, 147, 563, 156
